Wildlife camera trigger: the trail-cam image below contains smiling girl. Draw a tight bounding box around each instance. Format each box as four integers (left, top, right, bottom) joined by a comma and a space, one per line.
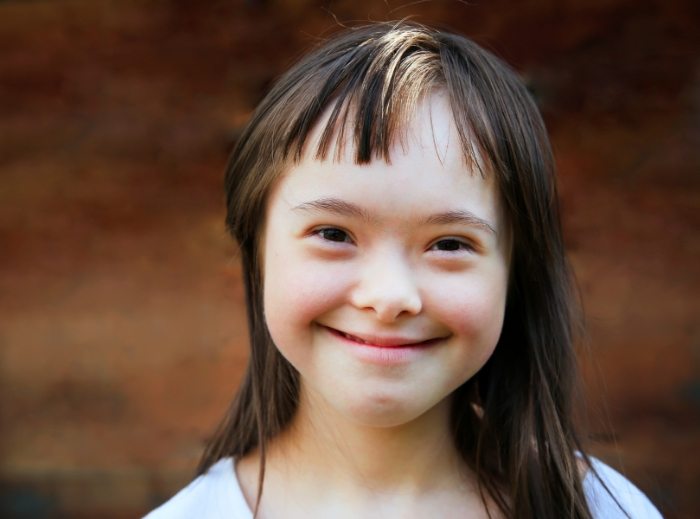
146, 21, 662, 519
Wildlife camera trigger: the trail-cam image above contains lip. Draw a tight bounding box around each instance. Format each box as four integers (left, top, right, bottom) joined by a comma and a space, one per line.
323, 326, 440, 347
320, 325, 446, 364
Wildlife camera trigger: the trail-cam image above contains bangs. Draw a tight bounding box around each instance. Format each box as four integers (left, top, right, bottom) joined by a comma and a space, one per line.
226, 21, 550, 249
277, 24, 493, 175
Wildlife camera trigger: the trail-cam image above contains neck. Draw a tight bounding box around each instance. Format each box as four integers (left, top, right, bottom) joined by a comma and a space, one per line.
235, 385, 494, 518
265, 385, 468, 493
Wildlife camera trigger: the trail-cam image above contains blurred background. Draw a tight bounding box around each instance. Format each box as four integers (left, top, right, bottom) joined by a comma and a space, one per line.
1, 0, 698, 517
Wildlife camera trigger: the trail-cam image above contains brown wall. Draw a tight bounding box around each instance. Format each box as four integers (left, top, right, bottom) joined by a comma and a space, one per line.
1, 0, 698, 517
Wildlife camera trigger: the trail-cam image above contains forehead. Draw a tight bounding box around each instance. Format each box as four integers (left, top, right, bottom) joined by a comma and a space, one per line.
298, 89, 488, 174
270, 92, 504, 230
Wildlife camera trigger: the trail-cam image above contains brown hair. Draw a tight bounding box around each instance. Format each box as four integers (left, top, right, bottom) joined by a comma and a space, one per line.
199, 21, 611, 518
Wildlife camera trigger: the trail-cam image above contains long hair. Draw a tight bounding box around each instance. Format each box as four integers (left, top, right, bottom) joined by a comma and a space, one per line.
199, 21, 600, 518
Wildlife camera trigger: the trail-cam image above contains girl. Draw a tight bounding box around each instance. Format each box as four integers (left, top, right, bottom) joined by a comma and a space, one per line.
147, 21, 662, 518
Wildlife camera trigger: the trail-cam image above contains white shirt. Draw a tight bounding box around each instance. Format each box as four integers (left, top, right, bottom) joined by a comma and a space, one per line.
145, 456, 662, 518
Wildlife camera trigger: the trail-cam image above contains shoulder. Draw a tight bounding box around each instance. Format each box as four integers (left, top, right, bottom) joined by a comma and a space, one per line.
583, 457, 663, 519
143, 458, 253, 519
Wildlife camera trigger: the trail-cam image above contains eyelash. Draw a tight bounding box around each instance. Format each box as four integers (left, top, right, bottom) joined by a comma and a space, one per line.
312, 227, 354, 244
312, 227, 475, 253
429, 238, 475, 253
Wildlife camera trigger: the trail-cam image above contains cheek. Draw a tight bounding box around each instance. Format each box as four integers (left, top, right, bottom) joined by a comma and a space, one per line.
263, 245, 350, 343
433, 274, 508, 346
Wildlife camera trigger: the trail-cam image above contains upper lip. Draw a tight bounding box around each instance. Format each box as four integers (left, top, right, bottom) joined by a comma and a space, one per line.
322, 325, 445, 347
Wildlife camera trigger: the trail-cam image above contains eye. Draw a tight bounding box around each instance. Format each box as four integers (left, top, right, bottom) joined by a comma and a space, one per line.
430, 238, 474, 252
315, 227, 352, 244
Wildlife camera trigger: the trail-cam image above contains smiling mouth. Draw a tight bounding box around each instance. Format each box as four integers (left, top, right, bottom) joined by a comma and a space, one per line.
322, 325, 445, 348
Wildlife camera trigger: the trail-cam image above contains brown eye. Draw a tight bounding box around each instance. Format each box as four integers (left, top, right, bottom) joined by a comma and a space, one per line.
431, 238, 472, 252
318, 228, 350, 243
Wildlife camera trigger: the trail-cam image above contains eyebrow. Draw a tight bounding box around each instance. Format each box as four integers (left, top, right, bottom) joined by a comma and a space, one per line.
423, 210, 497, 235
292, 198, 371, 221
292, 197, 497, 236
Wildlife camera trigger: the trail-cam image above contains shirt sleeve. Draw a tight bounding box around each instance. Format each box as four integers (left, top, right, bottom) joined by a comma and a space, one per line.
583, 457, 663, 519
143, 458, 253, 519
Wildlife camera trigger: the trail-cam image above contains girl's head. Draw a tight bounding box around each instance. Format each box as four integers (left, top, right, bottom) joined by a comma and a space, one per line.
262, 90, 511, 429
204, 21, 586, 517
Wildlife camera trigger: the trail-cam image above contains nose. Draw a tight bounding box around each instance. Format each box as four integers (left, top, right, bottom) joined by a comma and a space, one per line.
349, 252, 422, 322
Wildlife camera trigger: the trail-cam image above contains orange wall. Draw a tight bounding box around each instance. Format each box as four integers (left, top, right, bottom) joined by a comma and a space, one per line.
1, 1, 698, 517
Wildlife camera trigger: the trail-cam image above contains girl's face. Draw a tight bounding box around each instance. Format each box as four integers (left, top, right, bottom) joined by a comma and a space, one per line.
262, 92, 510, 429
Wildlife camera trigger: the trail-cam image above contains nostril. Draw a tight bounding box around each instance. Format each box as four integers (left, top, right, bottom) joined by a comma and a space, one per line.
372, 294, 422, 322
350, 259, 422, 320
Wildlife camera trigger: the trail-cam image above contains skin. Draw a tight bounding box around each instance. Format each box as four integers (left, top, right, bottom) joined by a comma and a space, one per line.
237, 92, 511, 518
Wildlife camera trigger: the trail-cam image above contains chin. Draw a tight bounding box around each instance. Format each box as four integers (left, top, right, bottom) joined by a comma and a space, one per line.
339, 392, 446, 429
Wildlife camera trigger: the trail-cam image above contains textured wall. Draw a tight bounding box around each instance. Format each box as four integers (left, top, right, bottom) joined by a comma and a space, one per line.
1, 0, 698, 517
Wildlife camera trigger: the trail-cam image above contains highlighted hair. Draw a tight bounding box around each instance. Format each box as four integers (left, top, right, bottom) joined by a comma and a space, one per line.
200, 21, 607, 519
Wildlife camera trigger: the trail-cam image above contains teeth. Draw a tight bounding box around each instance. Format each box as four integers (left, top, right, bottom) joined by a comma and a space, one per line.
343, 331, 366, 344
